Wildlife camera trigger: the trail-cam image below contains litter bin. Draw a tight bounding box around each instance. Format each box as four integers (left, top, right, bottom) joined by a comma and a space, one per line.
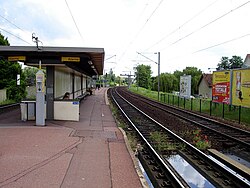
20, 103, 27, 121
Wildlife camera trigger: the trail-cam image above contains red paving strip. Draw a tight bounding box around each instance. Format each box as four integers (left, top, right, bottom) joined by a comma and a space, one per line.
0, 88, 143, 188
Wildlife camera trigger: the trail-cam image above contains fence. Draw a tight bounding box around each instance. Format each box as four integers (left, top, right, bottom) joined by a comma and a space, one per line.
160, 93, 250, 125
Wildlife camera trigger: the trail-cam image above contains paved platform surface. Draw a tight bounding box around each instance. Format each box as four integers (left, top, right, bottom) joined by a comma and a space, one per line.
0, 88, 143, 188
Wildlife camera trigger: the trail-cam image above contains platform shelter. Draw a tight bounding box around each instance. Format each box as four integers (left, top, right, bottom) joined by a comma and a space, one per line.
0, 46, 105, 121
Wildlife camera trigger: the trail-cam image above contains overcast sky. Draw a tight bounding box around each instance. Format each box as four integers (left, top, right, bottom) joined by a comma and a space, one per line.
0, 0, 249, 76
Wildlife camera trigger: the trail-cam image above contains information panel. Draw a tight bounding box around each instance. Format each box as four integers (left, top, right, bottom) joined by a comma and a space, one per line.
180, 75, 191, 98
212, 70, 230, 104
232, 69, 250, 108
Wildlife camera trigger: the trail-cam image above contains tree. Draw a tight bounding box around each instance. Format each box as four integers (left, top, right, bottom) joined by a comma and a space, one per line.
135, 64, 152, 89
173, 67, 202, 95
0, 32, 10, 46
23, 66, 39, 86
159, 73, 178, 93
217, 56, 243, 70
173, 70, 183, 91
229, 56, 243, 69
182, 67, 202, 95
0, 33, 26, 102
217, 57, 229, 70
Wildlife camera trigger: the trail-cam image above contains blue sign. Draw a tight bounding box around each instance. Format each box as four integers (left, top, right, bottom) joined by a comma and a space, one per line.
72, 101, 79, 105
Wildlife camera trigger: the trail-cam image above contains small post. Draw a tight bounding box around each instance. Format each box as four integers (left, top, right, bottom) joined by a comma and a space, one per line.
172, 95, 174, 106
168, 94, 169, 104
157, 52, 160, 101
222, 103, 225, 119
200, 99, 202, 113
178, 96, 180, 107
191, 98, 193, 111
239, 105, 241, 124
210, 101, 212, 116
184, 97, 186, 109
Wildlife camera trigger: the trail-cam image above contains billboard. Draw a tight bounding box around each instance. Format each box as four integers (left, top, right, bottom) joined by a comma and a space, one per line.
232, 69, 250, 108
180, 75, 191, 98
212, 70, 230, 104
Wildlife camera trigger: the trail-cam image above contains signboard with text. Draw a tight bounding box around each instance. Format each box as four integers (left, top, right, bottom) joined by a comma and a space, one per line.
232, 68, 250, 108
212, 70, 231, 104
180, 75, 191, 98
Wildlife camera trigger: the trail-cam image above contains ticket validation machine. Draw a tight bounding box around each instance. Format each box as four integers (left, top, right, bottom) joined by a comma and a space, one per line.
36, 69, 45, 126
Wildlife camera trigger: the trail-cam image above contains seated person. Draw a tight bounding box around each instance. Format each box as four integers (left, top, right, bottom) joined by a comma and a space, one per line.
63, 92, 70, 100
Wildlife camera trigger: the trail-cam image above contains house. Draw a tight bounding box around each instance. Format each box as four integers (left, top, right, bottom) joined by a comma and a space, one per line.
198, 73, 212, 99
243, 54, 250, 68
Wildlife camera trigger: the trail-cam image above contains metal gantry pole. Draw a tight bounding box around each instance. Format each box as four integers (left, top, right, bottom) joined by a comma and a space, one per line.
157, 52, 160, 101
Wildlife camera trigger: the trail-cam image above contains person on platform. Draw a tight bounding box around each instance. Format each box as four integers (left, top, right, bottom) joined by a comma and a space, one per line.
63, 92, 70, 100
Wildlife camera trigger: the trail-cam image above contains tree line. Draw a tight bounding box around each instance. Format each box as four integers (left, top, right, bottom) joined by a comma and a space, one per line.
134, 65, 202, 95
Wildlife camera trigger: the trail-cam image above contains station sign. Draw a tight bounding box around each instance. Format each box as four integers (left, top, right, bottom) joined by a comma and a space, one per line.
61, 57, 80, 62
8, 56, 26, 62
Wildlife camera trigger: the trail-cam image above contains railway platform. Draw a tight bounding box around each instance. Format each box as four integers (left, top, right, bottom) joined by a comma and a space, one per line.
0, 88, 143, 188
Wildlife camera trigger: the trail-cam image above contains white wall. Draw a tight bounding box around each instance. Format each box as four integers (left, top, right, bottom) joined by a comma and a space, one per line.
0, 89, 6, 102
55, 69, 72, 98
198, 78, 212, 99
54, 101, 79, 121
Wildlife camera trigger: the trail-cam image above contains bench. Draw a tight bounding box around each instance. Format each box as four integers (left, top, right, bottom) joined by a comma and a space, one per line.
76, 92, 89, 102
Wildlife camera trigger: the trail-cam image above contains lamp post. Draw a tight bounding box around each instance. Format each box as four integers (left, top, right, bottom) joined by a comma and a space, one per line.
137, 52, 161, 101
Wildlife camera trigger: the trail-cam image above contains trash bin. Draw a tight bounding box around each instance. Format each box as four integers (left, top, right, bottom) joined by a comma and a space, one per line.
20, 103, 27, 121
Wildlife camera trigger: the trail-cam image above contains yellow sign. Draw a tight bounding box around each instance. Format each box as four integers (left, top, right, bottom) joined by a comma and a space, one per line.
8, 56, 26, 61
61, 57, 80, 62
232, 69, 250, 107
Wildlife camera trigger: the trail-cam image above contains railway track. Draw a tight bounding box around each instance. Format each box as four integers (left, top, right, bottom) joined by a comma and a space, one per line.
0, 103, 19, 114
116, 87, 250, 162
110, 87, 250, 188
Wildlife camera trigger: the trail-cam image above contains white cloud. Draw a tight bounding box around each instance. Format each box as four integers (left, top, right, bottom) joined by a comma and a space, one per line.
0, 0, 249, 75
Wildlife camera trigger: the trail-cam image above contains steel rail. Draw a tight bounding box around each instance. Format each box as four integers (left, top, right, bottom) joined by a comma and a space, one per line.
121, 89, 250, 147
110, 88, 187, 188
113, 87, 250, 188
0, 103, 20, 113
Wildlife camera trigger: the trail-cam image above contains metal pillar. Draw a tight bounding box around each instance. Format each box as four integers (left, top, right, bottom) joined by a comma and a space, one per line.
36, 65, 45, 126
46, 66, 54, 120
157, 52, 160, 101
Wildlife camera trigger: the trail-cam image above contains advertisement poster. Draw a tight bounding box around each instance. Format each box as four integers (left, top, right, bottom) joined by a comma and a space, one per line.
180, 75, 191, 98
232, 69, 250, 108
212, 71, 230, 104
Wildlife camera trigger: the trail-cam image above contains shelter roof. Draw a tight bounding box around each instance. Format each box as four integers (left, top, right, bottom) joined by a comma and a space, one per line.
0, 46, 105, 76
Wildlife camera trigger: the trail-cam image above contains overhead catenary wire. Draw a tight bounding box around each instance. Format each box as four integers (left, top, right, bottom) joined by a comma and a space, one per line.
145, 0, 220, 51
166, 33, 250, 62
0, 14, 31, 35
0, 27, 32, 45
193, 33, 250, 54
118, 0, 164, 61
160, 0, 250, 51
65, 0, 84, 43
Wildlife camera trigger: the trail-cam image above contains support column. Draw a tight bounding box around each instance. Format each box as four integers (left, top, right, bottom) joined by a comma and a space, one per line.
46, 66, 54, 120
72, 73, 75, 99
81, 75, 83, 95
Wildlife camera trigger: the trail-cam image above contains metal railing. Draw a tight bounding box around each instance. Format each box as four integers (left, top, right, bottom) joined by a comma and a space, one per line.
160, 93, 250, 125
